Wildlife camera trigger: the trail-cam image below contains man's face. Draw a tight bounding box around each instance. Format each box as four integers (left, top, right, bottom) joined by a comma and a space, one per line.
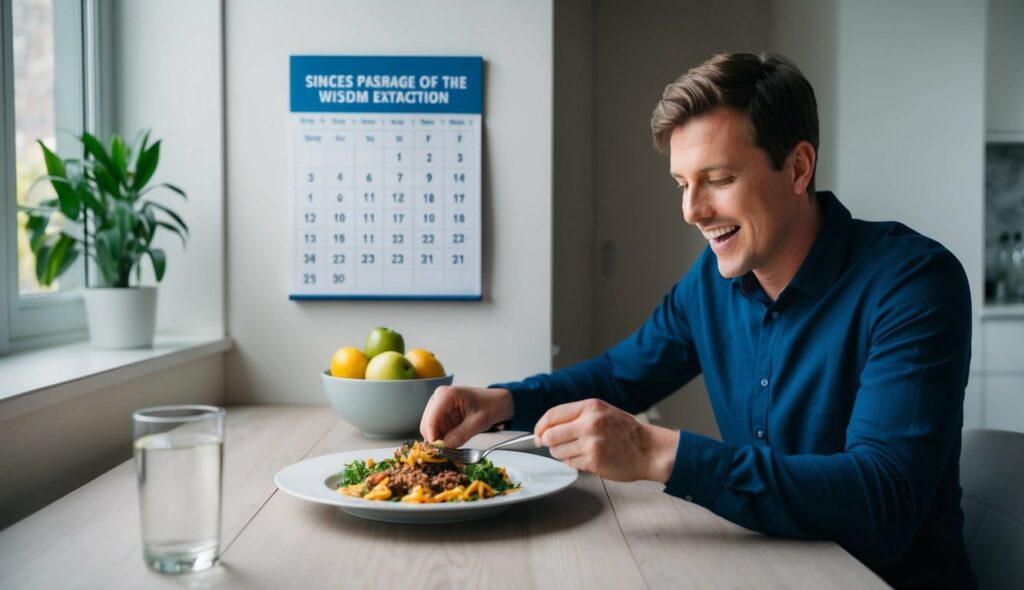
669, 107, 801, 280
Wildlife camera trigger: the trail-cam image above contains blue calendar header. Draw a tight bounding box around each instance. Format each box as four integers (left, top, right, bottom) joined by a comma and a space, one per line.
290, 55, 482, 114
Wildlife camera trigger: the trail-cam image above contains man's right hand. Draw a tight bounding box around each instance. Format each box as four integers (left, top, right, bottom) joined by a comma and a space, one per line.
419, 386, 514, 448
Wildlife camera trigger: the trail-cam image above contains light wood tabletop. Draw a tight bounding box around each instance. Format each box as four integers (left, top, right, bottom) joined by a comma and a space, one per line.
0, 406, 888, 589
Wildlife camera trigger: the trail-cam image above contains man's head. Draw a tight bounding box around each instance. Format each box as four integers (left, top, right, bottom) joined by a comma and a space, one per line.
652, 53, 819, 195
651, 53, 821, 289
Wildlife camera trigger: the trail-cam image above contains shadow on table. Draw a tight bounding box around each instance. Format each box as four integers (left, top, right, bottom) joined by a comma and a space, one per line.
301, 484, 605, 542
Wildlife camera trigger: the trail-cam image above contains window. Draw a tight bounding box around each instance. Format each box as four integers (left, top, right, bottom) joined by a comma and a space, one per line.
1, 0, 108, 353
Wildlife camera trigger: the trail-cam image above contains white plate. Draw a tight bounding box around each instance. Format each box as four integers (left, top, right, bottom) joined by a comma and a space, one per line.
274, 448, 578, 524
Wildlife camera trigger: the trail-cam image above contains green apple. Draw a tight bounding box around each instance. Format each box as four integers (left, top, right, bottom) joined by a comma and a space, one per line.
365, 326, 405, 358
364, 351, 415, 380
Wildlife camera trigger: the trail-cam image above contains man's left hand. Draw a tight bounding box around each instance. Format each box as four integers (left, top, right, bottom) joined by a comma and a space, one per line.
533, 398, 680, 483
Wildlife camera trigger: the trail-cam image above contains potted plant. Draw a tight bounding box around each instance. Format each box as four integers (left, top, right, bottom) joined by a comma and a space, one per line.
19, 131, 188, 349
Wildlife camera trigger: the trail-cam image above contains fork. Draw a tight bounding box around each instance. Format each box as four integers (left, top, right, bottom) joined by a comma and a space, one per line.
431, 432, 536, 464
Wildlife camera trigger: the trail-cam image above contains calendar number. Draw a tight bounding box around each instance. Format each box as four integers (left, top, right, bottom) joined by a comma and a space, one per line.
451, 254, 464, 265
303, 273, 316, 284
333, 254, 346, 264
361, 254, 376, 265
332, 273, 346, 284
420, 254, 434, 265
421, 233, 435, 244
391, 254, 405, 265
303, 253, 316, 264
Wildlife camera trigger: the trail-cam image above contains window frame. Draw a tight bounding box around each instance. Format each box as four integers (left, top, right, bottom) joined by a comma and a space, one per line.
1, 0, 110, 354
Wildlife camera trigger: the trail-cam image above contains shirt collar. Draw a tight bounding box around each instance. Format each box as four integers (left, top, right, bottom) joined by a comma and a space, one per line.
731, 191, 852, 300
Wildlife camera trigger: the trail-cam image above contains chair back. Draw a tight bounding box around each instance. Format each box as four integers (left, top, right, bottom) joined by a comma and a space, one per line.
960, 428, 1024, 589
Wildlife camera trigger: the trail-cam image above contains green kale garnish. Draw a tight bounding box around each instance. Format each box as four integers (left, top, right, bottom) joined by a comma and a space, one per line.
339, 457, 396, 486
464, 459, 518, 493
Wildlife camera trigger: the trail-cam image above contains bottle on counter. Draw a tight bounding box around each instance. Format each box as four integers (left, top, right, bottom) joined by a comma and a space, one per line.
995, 232, 1012, 304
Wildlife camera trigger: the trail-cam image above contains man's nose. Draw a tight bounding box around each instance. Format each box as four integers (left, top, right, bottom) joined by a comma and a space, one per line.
682, 186, 710, 225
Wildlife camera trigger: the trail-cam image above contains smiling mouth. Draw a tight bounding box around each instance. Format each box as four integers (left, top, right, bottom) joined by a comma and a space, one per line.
702, 225, 740, 245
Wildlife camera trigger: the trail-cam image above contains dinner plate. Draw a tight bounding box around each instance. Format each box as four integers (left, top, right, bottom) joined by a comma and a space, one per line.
274, 448, 578, 524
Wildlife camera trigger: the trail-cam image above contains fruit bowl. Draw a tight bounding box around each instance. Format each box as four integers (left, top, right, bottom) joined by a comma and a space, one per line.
321, 371, 454, 439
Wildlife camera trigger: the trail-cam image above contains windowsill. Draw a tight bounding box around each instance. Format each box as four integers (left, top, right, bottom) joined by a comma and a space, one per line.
0, 333, 233, 421
980, 304, 1024, 320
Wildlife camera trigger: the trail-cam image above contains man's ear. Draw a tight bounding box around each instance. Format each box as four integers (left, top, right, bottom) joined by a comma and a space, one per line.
788, 140, 816, 197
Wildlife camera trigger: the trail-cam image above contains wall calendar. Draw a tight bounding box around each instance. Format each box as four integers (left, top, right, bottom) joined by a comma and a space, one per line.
288, 56, 482, 300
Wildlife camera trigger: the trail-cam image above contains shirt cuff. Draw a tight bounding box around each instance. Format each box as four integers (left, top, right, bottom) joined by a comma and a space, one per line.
488, 381, 548, 432
664, 430, 733, 509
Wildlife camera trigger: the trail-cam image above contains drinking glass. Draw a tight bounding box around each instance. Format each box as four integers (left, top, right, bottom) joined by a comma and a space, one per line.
133, 405, 225, 574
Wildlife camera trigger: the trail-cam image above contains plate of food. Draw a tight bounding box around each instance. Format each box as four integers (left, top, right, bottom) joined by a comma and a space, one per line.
274, 441, 578, 524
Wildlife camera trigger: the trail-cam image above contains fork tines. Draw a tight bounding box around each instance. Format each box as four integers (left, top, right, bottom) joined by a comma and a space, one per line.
432, 448, 466, 462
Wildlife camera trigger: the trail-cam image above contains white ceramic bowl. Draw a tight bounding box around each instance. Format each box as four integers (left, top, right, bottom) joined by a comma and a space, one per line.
321, 371, 454, 439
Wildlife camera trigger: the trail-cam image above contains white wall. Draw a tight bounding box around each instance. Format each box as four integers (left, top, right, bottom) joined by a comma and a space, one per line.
223, 0, 554, 404
113, 0, 225, 338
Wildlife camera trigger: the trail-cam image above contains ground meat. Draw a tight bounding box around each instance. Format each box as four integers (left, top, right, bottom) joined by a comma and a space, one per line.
430, 470, 469, 493
383, 464, 431, 496
380, 463, 468, 496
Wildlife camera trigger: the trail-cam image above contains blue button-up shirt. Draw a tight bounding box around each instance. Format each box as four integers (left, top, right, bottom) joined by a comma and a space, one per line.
498, 192, 974, 588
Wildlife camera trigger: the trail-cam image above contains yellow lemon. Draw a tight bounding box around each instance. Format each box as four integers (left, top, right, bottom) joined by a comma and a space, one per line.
330, 346, 369, 379
405, 349, 446, 379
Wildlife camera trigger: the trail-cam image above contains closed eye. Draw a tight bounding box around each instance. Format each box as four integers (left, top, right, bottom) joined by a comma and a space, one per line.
709, 176, 735, 187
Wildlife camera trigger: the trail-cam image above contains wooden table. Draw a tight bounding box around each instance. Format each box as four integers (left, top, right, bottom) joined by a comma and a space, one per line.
0, 407, 887, 589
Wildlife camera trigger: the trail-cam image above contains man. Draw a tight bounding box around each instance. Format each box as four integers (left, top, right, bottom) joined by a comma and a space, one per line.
420, 53, 975, 589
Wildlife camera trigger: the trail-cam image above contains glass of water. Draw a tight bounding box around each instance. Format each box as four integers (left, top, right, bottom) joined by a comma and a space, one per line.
133, 405, 225, 574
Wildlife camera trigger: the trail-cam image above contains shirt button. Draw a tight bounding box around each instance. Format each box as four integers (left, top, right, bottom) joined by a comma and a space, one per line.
771, 311, 780, 320
684, 494, 694, 502
760, 378, 769, 387
756, 429, 765, 439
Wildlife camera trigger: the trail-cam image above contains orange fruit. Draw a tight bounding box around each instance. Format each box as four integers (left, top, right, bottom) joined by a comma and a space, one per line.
330, 346, 369, 379
405, 349, 446, 379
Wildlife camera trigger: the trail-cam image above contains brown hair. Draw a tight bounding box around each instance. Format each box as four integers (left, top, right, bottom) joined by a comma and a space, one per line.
651, 53, 819, 196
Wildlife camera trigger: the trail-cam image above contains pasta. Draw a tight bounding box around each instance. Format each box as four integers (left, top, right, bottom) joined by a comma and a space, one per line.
337, 441, 520, 503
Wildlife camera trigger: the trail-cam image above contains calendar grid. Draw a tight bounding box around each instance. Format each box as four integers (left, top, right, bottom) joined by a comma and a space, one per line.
289, 56, 482, 300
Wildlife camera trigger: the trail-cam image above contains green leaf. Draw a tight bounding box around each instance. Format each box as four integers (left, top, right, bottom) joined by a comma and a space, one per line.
37, 142, 81, 218
37, 141, 67, 178
156, 221, 187, 248
81, 132, 118, 180
111, 135, 128, 183
26, 214, 49, 251
92, 166, 120, 199
145, 201, 189, 236
134, 129, 151, 167
94, 229, 121, 287
43, 234, 77, 285
147, 248, 166, 282
140, 182, 187, 200
133, 140, 161, 190
34, 241, 53, 285
77, 184, 104, 219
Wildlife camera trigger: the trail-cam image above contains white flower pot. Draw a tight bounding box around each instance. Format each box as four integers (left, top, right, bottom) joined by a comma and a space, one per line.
83, 287, 158, 349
